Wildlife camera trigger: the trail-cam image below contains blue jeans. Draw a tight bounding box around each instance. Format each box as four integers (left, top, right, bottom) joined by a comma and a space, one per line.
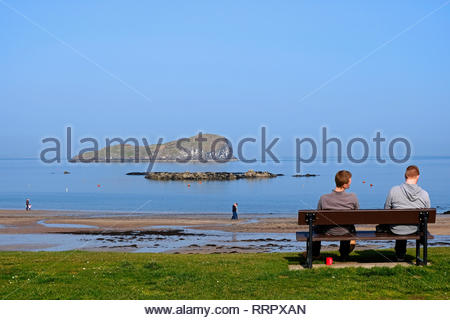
231, 212, 238, 220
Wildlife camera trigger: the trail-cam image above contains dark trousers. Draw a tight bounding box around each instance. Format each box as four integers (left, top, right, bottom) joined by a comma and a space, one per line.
312, 240, 351, 257
395, 240, 407, 258
311, 225, 354, 257
231, 212, 238, 220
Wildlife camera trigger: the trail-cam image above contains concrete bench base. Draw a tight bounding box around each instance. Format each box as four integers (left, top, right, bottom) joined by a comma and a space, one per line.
288, 261, 431, 270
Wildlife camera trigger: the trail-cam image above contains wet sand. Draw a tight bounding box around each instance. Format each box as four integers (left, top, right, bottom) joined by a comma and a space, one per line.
0, 209, 449, 253
1, 209, 449, 234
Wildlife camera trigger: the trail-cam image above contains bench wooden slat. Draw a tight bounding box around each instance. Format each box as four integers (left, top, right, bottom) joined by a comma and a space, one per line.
297, 208, 436, 268
298, 209, 436, 225
296, 231, 435, 241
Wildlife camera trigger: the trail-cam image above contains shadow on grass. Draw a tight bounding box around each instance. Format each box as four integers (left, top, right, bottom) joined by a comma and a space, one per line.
284, 249, 417, 266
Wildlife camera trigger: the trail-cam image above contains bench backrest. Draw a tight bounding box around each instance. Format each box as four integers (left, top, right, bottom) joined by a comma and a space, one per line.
298, 209, 436, 226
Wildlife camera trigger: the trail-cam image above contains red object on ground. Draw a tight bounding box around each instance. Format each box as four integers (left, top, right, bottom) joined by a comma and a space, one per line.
326, 257, 333, 265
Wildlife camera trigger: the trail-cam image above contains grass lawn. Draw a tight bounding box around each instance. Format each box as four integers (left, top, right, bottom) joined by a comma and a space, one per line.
0, 247, 449, 299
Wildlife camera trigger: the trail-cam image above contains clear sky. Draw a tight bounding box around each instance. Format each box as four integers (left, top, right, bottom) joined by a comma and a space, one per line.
1, 0, 449, 158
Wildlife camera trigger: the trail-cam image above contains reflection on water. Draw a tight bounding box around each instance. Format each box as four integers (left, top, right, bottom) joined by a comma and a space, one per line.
0, 229, 449, 253
37, 220, 99, 229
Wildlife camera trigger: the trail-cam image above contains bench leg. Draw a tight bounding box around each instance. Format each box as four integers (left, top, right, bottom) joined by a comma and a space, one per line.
423, 235, 428, 266
305, 213, 314, 269
307, 236, 313, 269
422, 213, 428, 266
305, 241, 310, 268
415, 239, 420, 266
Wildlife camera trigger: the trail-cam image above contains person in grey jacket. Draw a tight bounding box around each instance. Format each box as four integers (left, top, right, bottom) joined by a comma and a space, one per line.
384, 165, 431, 261
312, 170, 359, 259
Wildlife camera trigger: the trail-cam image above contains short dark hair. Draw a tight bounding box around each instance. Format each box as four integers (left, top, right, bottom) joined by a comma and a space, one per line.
335, 170, 352, 187
405, 165, 420, 179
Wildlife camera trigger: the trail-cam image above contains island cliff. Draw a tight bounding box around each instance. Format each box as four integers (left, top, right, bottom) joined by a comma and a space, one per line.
69, 133, 235, 162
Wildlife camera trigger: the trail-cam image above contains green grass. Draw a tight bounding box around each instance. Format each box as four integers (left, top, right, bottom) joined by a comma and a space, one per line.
0, 248, 449, 299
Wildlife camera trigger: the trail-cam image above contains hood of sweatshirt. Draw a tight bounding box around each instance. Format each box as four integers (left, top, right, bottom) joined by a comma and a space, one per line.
400, 183, 424, 203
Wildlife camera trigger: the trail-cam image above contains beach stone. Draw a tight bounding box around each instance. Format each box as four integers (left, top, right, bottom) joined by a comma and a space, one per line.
292, 173, 318, 177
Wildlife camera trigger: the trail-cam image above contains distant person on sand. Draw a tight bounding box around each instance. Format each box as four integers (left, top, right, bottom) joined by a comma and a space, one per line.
231, 203, 238, 220
311, 170, 359, 260
25, 199, 31, 211
381, 165, 430, 261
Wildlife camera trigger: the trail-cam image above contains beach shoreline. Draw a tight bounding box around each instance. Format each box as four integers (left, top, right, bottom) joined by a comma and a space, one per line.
1, 209, 450, 234
1, 209, 449, 253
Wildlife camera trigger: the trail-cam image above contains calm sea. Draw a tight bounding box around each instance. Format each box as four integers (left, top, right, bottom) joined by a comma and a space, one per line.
0, 158, 449, 215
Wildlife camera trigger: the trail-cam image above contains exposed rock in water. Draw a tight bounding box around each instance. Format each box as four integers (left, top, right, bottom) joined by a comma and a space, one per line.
443, 211, 450, 215
63, 171, 71, 174
292, 173, 318, 177
127, 170, 283, 181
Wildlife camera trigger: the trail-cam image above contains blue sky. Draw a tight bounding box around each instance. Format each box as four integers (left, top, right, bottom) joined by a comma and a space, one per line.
1, 0, 449, 158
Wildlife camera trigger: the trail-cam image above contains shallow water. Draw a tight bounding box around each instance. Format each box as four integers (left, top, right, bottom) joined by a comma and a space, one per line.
37, 220, 99, 229
1, 228, 449, 253
0, 157, 449, 214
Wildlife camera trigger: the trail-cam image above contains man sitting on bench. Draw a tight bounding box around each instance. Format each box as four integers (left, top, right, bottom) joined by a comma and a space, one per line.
383, 165, 431, 261
311, 170, 359, 260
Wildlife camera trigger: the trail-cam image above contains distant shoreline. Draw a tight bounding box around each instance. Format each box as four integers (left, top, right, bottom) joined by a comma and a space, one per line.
0, 207, 448, 215
68, 158, 239, 163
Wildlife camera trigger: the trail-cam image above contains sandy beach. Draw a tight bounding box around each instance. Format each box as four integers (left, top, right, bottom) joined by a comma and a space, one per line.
1, 209, 449, 253
1, 209, 450, 234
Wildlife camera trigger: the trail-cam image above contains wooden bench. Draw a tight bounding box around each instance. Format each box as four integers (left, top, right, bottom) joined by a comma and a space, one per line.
296, 209, 436, 268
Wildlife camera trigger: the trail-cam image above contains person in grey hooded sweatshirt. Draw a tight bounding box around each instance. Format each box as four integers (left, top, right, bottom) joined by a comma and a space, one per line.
384, 165, 430, 260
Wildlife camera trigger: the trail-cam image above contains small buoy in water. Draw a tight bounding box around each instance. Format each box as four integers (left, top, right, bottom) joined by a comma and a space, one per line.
362, 181, 366, 184
199, 181, 202, 184
97, 184, 101, 187
370, 184, 373, 187
187, 184, 191, 187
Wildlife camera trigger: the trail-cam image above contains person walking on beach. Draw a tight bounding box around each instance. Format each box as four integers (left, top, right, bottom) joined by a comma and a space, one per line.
25, 199, 31, 211
311, 170, 359, 260
382, 165, 430, 261
231, 203, 238, 220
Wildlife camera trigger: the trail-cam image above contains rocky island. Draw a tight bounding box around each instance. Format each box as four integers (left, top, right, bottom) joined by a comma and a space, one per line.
69, 133, 235, 162
292, 173, 319, 177
127, 170, 283, 181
